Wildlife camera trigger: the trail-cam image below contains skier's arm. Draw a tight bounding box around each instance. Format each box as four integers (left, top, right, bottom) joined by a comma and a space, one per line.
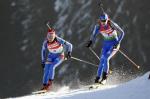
110, 20, 125, 43
90, 24, 100, 43
56, 36, 73, 53
41, 40, 47, 63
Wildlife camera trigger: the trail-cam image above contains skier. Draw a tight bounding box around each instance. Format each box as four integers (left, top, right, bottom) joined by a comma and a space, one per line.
86, 13, 124, 85
41, 28, 73, 91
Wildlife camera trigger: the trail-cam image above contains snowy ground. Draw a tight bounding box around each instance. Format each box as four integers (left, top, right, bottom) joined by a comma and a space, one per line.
9, 72, 150, 99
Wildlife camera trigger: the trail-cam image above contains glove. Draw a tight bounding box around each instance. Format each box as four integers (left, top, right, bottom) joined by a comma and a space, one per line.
86, 40, 92, 48
66, 52, 72, 59
113, 44, 118, 49
113, 41, 120, 49
41, 61, 45, 68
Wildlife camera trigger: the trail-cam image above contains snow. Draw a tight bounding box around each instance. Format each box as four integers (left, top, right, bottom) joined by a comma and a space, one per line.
10, 72, 150, 99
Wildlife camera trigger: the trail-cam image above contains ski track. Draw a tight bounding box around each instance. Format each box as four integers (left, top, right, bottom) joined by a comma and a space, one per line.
12, 84, 117, 99
10, 72, 150, 99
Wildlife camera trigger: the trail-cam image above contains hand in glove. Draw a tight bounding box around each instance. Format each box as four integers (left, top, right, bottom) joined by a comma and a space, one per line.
86, 40, 92, 48
66, 52, 72, 59
41, 61, 45, 68
113, 41, 120, 49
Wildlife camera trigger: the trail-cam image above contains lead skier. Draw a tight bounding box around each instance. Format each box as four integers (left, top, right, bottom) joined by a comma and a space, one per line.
86, 13, 125, 85
41, 28, 73, 91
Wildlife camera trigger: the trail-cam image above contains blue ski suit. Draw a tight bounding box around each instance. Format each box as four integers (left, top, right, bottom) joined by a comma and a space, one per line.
41, 36, 72, 84
90, 20, 124, 78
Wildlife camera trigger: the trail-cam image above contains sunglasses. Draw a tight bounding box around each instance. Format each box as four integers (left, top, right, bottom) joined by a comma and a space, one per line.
101, 20, 107, 22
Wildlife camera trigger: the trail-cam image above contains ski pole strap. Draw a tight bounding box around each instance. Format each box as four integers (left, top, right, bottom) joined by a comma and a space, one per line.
118, 50, 140, 69
89, 47, 100, 60
71, 57, 98, 67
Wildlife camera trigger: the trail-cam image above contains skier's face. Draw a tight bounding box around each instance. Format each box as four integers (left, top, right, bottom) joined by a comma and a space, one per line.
100, 19, 107, 25
97, 19, 107, 25
47, 33, 56, 42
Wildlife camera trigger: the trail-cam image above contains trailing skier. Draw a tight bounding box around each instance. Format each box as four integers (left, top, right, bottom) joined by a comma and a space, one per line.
86, 12, 124, 85
41, 28, 73, 91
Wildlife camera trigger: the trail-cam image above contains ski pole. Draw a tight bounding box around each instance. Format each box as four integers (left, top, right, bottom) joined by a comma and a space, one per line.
89, 47, 100, 60
118, 50, 140, 69
71, 56, 98, 67
98, 0, 105, 13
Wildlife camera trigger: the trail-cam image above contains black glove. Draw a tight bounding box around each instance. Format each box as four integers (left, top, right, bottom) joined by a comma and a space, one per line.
86, 40, 92, 48
66, 52, 72, 59
113, 44, 118, 49
41, 62, 45, 68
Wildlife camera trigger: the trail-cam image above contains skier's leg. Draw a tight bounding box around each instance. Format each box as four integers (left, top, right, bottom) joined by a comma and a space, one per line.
42, 57, 64, 90
103, 44, 119, 74
97, 55, 105, 77
48, 57, 64, 80
98, 55, 108, 85
43, 63, 52, 85
42, 62, 53, 90
100, 45, 119, 84
95, 48, 106, 83
103, 50, 113, 74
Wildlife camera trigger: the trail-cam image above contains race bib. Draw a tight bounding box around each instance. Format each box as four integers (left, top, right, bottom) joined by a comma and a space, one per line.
47, 41, 64, 53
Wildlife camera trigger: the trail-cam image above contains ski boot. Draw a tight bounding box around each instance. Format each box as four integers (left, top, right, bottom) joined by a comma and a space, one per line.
89, 72, 108, 89
99, 72, 108, 85
88, 77, 100, 89
149, 74, 150, 79
32, 80, 53, 94
94, 72, 108, 85
95, 76, 100, 84
41, 80, 52, 91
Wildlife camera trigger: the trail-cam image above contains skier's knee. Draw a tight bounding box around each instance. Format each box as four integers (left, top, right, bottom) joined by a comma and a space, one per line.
45, 61, 52, 64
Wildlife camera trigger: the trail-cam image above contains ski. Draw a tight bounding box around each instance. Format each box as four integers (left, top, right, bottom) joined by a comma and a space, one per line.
32, 90, 48, 95
89, 83, 104, 90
